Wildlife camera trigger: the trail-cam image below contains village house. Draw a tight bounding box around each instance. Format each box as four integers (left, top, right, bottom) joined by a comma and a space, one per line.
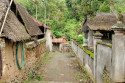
0, 0, 47, 82
71, 13, 125, 83
32, 16, 53, 52
52, 34, 67, 52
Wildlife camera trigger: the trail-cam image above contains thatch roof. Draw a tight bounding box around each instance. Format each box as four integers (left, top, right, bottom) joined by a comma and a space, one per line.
0, 1, 8, 27
82, 13, 125, 31
81, 17, 89, 33
15, 2, 43, 36
0, 1, 30, 42
3, 10, 30, 42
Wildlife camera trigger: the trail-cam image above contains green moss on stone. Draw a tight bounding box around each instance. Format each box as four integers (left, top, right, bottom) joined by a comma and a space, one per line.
83, 49, 94, 58
97, 42, 112, 48
79, 45, 94, 59
72, 40, 94, 59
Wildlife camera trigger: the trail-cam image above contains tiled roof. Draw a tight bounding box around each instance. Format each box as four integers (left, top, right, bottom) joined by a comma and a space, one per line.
32, 16, 43, 26
52, 38, 66, 43
32, 16, 51, 30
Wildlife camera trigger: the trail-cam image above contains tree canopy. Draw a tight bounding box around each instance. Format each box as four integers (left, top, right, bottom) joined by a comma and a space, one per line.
15, 0, 125, 43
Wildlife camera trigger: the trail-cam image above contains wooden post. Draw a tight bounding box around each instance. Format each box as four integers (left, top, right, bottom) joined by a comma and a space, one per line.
0, 0, 13, 35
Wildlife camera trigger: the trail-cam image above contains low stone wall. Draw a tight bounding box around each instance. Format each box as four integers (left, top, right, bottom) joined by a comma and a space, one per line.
111, 35, 125, 82
71, 41, 113, 82
71, 41, 94, 75
96, 43, 112, 83
0, 38, 46, 83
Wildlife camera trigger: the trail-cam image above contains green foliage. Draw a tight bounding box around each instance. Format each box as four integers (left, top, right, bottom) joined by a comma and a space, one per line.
24, 52, 51, 83
15, 0, 125, 41
75, 34, 83, 45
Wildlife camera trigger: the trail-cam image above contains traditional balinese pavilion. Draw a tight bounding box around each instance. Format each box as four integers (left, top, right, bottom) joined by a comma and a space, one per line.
81, 13, 125, 50
81, 13, 125, 82
0, 0, 46, 82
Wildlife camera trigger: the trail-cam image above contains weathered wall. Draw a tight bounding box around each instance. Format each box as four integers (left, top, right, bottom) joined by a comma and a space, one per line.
88, 30, 93, 48
25, 39, 46, 68
71, 40, 113, 83
111, 35, 125, 82
46, 29, 52, 52
0, 38, 46, 83
71, 41, 94, 75
96, 44, 112, 83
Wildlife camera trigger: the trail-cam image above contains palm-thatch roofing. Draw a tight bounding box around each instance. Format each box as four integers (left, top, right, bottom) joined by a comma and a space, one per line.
15, 2, 43, 36
0, 0, 8, 27
4, 10, 30, 42
81, 17, 89, 33
82, 13, 125, 31
0, 1, 30, 42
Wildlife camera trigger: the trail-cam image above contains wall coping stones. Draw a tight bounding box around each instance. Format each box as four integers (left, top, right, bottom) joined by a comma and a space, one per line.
112, 21, 125, 29
72, 40, 94, 59
97, 42, 112, 48
26, 38, 46, 50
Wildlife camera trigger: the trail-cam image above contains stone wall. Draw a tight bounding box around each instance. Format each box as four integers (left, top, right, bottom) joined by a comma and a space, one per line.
71, 41, 94, 75
0, 38, 46, 83
71, 40, 113, 82
72, 35, 125, 83
111, 34, 125, 82
46, 29, 52, 52
95, 44, 112, 83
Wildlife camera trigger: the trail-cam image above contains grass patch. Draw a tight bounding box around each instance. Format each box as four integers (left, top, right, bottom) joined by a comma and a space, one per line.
76, 65, 93, 83
24, 52, 51, 83
69, 50, 75, 57
73, 58, 94, 83
103, 71, 113, 83
40, 52, 51, 65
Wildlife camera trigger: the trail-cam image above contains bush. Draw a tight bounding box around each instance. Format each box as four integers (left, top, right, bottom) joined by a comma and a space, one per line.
75, 34, 83, 45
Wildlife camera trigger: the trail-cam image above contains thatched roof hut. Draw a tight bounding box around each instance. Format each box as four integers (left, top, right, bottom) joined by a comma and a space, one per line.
0, 0, 8, 27
0, 0, 45, 42
0, 1, 30, 42
82, 13, 125, 31
15, 2, 43, 36
4, 10, 30, 42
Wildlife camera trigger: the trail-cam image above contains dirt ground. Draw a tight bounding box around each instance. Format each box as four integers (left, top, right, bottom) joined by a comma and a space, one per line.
27, 52, 93, 83
39, 52, 83, 83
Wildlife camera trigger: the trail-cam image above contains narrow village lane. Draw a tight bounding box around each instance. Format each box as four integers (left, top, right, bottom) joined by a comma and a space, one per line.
38, 52, 82, 83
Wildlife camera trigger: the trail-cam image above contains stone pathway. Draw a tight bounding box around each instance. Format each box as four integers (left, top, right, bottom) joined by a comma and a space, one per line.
38, 52, 82, 83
